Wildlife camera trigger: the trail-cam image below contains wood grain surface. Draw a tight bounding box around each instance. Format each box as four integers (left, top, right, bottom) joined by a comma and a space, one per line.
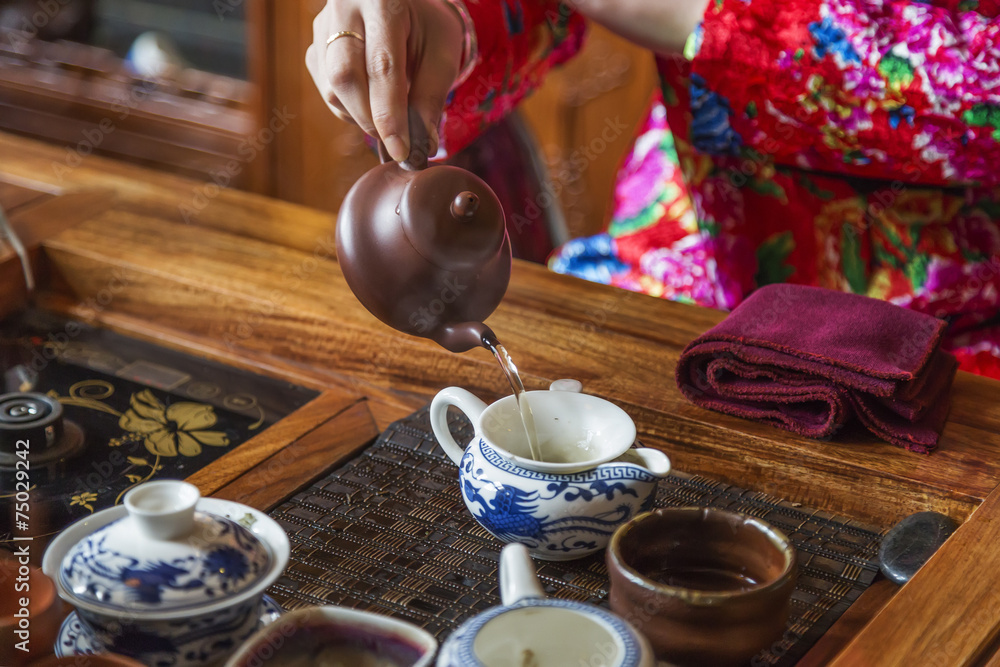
211, 398, 380, 510
3, 131, 1000, 665
832, 485, 1000, 667
798, 579, 899, 666
186, 391, 362, 497
31, 201, 999, 526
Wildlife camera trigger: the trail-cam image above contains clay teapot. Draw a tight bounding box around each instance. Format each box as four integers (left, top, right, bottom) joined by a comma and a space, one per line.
336, 110, 512, 353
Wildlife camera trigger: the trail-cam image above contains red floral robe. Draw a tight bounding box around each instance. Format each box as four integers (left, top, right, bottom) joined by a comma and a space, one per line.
441, 0, 1000, 379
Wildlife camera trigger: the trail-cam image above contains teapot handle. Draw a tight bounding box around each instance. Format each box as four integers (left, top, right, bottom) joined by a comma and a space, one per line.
376, 107, 431, 171
430, 387, 487, 465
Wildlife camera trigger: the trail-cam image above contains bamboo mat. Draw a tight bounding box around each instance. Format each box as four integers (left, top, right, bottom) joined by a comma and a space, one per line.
267, 406, 884, 666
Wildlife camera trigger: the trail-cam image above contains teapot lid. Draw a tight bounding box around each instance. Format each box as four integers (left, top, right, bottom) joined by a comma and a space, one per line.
399, 165, 506, 272
58, 480, 271, 613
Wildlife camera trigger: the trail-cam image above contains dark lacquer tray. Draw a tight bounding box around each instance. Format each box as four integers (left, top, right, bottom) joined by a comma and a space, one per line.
0, 310, 318, 544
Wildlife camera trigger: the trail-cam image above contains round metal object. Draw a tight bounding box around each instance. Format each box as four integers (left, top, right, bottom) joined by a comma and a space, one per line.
0, 392, 85, 469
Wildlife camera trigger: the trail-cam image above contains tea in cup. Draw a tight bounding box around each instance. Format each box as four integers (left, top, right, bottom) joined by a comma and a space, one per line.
225, 606, 437, 667
606, 507, 797, 666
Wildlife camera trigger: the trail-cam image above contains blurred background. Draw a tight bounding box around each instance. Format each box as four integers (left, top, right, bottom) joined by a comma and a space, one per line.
0, 0, 657, 262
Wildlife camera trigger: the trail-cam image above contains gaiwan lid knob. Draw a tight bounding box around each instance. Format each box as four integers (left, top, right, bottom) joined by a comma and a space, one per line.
59, 480, 271, 613
125, 476, 199, 539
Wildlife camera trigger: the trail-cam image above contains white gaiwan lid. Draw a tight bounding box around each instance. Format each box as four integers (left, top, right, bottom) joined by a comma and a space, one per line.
59, 480, 271, 613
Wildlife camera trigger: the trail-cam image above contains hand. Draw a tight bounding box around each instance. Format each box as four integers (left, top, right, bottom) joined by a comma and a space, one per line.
306, 0, 465, 162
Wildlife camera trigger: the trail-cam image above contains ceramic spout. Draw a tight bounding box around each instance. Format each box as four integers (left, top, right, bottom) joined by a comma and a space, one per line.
499, 544, 546, 605
435, 321, 498, 353
607, 448, 671, 477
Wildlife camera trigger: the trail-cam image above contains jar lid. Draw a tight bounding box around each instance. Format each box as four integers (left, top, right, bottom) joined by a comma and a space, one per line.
59, 480, 271, 613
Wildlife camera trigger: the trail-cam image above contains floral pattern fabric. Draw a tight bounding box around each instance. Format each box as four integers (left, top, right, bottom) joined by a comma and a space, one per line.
441, 1, 584, 152
444, 0, 1000, 379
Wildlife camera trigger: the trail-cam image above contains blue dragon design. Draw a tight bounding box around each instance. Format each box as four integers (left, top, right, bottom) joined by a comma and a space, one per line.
460, 450, 651, 554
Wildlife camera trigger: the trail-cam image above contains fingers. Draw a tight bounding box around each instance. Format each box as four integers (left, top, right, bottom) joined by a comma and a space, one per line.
409, 0, 464, 158
361, 3, 411, 162
307, 2, 371, 131
305, 42, 352, 122
325, 35, 372, 132
318, 8, 375, 136
409, 49, 460, 157
307, 0, 453, 164
308, 4, 340, 107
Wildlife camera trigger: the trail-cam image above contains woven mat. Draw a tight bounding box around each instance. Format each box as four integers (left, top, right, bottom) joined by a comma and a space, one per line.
267, 407, 884, 666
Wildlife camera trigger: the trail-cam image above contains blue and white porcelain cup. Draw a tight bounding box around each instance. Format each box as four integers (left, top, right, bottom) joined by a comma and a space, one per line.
430, 386, 670, 560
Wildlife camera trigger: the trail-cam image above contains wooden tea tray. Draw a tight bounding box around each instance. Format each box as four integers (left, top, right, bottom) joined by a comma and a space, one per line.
3, 131, 1000, 665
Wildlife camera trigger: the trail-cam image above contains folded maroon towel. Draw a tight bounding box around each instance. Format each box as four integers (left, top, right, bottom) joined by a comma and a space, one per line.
675, 284, 958, 453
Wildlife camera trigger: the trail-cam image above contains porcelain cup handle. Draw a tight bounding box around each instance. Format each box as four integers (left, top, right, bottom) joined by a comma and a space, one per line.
430, 387, 488, 466
499, 544, 546, 606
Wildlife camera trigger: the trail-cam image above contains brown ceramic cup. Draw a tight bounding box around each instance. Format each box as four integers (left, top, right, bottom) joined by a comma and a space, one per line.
606, 507, 797, 667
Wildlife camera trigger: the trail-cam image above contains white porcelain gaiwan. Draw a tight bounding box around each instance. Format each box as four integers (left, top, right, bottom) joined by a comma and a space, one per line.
431, 384, 670, 560
42, 480, 290, 667
437, 543, 655, 667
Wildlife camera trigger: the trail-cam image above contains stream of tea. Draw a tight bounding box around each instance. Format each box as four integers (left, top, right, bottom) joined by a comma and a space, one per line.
483, 337, 543, 462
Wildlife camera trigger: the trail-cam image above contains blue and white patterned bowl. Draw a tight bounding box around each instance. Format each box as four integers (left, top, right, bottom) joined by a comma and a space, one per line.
43, 481, 290, 667
456, 438, 665, 560
431, 388, 671, 560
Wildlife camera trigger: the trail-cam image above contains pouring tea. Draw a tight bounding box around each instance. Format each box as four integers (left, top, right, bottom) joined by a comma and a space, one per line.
335, 108, 511, 355
336, 109, 547, 458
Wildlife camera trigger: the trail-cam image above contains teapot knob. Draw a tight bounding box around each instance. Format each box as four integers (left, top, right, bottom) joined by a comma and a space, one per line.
451, 192, 480, 220
400, 166, 506, 270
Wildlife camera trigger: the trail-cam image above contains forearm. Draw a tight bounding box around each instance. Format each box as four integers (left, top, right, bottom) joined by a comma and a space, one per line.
439, 0, 708, 153
571, 0, 709, 55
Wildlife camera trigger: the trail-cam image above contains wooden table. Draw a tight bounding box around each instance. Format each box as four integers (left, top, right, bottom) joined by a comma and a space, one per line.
2, 131, 1000, 666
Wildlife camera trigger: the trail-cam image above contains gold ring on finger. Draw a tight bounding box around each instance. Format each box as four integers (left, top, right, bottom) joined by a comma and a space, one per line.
326, 30, 365, 47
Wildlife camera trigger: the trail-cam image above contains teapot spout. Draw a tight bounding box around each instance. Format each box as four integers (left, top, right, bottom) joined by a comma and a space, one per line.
499, 544, 546, 606
435, 321, 498, 353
